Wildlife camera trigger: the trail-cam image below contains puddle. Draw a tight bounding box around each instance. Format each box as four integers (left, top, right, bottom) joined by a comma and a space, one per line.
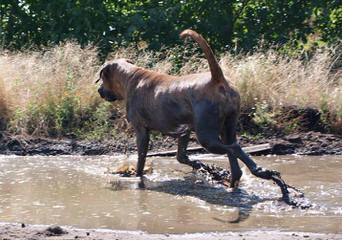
0, 154, 341, 234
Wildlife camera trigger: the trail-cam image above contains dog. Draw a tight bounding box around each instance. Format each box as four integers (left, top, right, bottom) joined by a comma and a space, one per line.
96, 29, 279, 188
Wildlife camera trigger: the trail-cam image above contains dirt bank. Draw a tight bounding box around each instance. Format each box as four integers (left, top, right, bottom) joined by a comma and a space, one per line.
0, 131, 341, 156
1, 105, 341, 156
1, 223, 341, 240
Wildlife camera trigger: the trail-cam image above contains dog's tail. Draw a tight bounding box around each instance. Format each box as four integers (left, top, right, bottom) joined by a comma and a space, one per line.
180, 29, 224, 83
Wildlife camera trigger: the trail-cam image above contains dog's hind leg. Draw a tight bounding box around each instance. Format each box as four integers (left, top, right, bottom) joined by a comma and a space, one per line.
135, 127, 150, 177
176, 131, 205, 169
221, 116, 242, 188
230, 144, 280, 180
193, 101, 235, 155
194, 101, 279, 182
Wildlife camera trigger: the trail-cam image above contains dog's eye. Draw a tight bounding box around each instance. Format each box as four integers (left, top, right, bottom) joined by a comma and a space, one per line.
125, 59, 134, 64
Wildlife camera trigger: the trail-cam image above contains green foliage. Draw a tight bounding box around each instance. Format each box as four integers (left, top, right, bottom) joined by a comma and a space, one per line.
53, 72, 80, 135
0, 1, 340, 56
240, 131, 264, 140
283, 120, 300, 134
252, 102, 276, 128
76, 102, 116, 140
319, 92, 342, 133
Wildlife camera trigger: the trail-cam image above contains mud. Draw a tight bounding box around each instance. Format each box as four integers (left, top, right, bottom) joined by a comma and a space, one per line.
0, 130, 341, 156
1, 223, 341, 240
39, 225, 68, 236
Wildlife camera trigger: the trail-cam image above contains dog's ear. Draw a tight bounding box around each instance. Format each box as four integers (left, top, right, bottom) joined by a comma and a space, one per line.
95, 62, 120, 84
95, 69, 103, 84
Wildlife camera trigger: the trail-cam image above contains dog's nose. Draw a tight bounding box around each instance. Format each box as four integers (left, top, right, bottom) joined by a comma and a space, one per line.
98, 87, 104, 98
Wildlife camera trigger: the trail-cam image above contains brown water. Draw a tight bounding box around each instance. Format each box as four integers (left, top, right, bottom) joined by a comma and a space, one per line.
0, 154, 341, 234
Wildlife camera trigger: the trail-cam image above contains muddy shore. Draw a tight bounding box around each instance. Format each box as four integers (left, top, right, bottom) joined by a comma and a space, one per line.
0, 130, 341, 156
1, 223, 341, 240
1, 105, 341, 156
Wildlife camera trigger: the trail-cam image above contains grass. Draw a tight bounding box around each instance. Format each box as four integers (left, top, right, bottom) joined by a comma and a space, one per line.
224, 49, 342, 132
0, 42, 102, 137
0, 42, 341, 139
223, 49, 341, 113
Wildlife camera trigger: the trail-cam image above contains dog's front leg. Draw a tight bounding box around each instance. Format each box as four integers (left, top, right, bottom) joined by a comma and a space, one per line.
135, 127, 150, 177
177, 131, 205, 170
176, 131, 191, 164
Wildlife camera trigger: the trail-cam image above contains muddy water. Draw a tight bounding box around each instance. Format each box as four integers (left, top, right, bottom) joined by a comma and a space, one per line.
0, 154, 341, 234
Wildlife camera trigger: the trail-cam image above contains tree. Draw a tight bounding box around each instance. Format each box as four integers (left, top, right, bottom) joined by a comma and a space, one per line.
1, 0, 340, 55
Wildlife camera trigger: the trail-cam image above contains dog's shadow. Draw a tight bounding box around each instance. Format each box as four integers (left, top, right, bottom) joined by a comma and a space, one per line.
140, 177, 275, 224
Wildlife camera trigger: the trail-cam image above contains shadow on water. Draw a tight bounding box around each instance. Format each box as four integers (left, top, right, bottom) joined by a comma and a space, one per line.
133, 177, 276, 224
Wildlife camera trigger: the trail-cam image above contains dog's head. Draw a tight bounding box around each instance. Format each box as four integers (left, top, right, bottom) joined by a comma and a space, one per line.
96, 59, 134, 102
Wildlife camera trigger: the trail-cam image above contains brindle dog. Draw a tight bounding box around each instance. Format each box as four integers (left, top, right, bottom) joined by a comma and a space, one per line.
96, 29, 280, 188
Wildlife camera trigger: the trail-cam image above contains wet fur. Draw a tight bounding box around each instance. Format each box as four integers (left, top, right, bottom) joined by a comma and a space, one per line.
97, 29, 280, 188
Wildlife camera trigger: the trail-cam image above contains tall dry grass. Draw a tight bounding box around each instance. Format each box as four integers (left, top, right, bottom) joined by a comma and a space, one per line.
0, 42, 341, 138
0, 42, 102, 136
221, 50, 341, 114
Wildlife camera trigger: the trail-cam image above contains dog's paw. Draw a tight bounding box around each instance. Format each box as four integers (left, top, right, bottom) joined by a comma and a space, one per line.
252, 167, 280, 180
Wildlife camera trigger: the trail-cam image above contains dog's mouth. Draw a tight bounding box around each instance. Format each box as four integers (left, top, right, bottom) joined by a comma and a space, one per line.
98, 87, 118, 102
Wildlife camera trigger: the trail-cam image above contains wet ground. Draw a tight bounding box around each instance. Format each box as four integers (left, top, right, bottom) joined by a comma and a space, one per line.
1, 131, 341, 156
0, 154, 341, 236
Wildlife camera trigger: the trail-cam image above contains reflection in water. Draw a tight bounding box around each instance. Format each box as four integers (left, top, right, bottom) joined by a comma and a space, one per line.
0, 154, 341, 233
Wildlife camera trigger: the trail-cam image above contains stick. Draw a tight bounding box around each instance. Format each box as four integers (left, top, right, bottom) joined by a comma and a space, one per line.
147, 143, 271, 157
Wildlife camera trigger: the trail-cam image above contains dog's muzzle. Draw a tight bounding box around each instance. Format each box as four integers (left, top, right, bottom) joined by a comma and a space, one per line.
98, 86, 118, 102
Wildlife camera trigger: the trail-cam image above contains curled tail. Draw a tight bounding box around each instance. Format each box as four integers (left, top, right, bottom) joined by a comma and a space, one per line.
180, 29, 224, 83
